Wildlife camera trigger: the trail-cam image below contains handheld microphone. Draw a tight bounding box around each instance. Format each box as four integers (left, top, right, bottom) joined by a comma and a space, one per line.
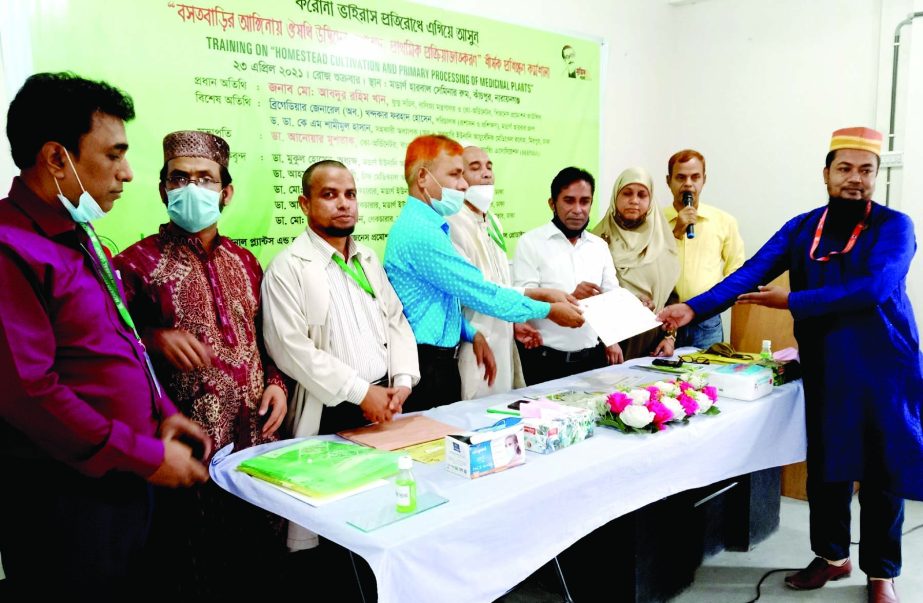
682, 191, 695, 239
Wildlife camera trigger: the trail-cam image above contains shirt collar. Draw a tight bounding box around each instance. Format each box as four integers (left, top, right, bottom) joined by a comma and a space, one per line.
407, 195, 450, 234
157, 222, 225, 255
541, 220, 588, 242
6, 176, 78, 238
665, 201, 714, 220
306, 227, 361, 265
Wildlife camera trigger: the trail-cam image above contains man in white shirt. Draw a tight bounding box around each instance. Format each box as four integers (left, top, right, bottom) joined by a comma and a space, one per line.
513, 167, 624, 384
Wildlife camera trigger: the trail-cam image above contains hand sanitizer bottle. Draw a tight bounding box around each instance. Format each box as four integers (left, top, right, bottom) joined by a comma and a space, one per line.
760, 340, 773, 361
396, 455, 417, 513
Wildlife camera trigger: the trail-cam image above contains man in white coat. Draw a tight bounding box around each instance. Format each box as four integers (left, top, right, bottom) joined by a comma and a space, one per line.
262, 160, 419, 550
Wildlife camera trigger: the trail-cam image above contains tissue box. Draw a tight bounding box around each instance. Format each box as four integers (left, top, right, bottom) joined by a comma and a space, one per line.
445, 417, 525, 479
706, 363, 773, 400
521, 406, 595, 454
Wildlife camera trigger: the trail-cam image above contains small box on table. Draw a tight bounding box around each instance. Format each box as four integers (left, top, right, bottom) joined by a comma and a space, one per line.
521, 404, 595, 454
445, 417, 525, 479
706, 363, 773, 400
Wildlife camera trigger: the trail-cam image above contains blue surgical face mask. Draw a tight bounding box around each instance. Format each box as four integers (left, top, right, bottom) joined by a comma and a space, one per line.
423, 169, 465, 217
54, 148, 106, 223
166, 184, 222, 233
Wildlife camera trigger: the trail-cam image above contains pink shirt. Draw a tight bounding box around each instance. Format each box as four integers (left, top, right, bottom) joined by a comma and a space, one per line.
0, 178, 175, 478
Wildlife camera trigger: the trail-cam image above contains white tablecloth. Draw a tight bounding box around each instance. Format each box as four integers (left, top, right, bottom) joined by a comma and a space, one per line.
210, 356, 806, 603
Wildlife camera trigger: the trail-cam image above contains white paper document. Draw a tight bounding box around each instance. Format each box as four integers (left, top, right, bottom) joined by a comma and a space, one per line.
579, 288, 663, 346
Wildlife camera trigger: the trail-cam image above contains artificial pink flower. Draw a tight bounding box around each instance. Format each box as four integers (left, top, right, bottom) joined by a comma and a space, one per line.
646, 400, 673, 425
703, 385, 719, 402
678, 393, 699, 416
678, 380, 695, 392
607, 391, 631, 414
646, 386, 662, 402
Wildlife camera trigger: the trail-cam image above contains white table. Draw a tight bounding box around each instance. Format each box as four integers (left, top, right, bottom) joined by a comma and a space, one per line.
210, 357, 806, 603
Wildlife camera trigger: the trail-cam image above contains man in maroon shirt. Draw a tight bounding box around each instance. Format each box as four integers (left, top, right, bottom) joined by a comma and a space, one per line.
114, 130, 289, 595
0, 73, 211, 597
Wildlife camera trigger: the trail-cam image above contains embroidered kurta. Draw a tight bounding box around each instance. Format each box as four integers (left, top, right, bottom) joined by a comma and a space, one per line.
687, 201, 923, 500
115, 224, 287, 451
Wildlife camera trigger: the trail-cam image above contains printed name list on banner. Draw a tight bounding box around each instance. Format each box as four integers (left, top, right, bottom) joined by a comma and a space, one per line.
28, 0, 601, 263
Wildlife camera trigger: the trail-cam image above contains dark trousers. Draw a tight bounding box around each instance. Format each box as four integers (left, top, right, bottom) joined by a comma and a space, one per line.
403, 344, 461, 413
807, 475, 904, 578
141, 479, 285, 597
0, 460, 152, 600
318, 376, 388, 435
517, 341, 607, 386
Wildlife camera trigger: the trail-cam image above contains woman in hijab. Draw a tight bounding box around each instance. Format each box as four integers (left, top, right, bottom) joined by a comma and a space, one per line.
592, 167, 680, 359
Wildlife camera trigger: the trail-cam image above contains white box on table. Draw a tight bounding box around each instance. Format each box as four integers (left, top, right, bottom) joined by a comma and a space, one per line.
444, 417, 525, 479
705, 363, 773, 400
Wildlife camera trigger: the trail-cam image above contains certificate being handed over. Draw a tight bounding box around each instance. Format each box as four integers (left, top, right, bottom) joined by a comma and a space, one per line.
579, 288, 663, 346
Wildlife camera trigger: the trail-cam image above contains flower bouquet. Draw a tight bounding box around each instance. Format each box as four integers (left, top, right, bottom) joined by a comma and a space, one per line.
595, 373, 720, 434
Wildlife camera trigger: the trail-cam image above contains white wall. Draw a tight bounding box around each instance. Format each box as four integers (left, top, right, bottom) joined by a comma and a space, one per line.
890, 0, 923, 319
420, 0, 891, 248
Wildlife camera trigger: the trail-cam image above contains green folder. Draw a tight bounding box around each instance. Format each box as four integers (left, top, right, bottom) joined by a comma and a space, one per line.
238, 440, 402, 499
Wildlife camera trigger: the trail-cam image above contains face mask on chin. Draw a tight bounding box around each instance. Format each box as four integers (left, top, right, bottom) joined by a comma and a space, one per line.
54, 148, 106, 223
422, 169, 465, 217
465, 184, 495, 213
166, 184, 222, 233
551, 211, 589, 239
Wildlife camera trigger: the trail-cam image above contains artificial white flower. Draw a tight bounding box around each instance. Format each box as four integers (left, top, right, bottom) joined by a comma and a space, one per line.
620, 405, 655, 429
691, 390, 713, 412
627, 389, 650, 405
685, 373, 708, 389
661, 396, 687, 421
654, 381, 680, 397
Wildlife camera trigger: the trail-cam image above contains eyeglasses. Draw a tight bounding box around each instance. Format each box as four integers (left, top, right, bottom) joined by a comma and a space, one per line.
166, 175, 221, 189
679, 355, 710, 365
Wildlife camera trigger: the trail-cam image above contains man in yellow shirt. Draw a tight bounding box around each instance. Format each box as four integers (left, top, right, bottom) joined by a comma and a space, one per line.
663, 149, 744, 349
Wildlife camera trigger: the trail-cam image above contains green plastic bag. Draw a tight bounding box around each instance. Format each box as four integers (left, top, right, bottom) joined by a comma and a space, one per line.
238, 440, 401, 499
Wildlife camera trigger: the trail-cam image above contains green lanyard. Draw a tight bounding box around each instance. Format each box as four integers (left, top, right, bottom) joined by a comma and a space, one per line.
78, 223, 162, 397
331, 253, 376, 298
79, 223, 140, 336
487, 212, 507, 253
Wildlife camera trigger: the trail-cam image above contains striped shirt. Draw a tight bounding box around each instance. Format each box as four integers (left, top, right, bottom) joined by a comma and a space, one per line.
307, 229, 400, 403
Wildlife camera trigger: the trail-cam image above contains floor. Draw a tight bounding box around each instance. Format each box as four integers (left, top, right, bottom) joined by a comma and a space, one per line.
498, 496, 923, 603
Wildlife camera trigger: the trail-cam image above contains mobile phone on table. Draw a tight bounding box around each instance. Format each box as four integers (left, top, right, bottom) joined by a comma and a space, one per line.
651, 358, 683, 368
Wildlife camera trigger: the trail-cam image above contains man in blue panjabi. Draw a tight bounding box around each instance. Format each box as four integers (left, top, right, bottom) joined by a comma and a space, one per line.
659, 127, 922, 603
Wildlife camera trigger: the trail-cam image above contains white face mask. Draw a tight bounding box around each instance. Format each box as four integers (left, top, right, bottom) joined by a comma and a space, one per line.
423, 168, 465, 217
465, 185, 495, 213
54, 148, 106, 223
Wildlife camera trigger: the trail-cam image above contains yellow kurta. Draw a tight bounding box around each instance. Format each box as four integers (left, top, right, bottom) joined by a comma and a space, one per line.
447, 206, 525, 399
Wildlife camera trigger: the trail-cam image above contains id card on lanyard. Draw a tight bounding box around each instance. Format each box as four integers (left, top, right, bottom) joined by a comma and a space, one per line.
78, 223, 164, 400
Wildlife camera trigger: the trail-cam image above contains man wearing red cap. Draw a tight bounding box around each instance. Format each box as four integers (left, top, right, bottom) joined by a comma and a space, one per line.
659, 127, 921, 603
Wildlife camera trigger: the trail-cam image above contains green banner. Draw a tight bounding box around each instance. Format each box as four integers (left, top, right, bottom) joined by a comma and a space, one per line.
28, 0, 600, 263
